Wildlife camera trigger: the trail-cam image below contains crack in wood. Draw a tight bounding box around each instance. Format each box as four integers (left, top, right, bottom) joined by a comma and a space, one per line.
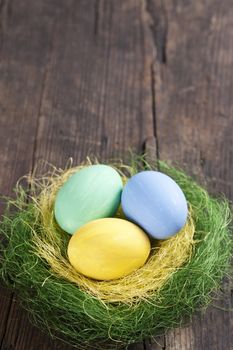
142, 0, 170, 165
0, 0, 12, 59
0, 0, 6, 16
30, 12, 58, 174
141, 0, 161, 162
163, 335, 166, 350
0, 0, 7, 51
0, 294, 14, 350
160, 0, 167, 64
94, 0, 99, 35
145, 0, 168, 64
150, 62, 160, 160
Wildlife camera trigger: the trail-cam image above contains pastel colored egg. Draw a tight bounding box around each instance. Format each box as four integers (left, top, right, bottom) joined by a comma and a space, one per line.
121, 171, 188, 240
67, 218, 151, 280
54, 165, 123, 234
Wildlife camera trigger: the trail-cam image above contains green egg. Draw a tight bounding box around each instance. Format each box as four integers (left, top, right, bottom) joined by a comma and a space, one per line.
54, 164, 123, 234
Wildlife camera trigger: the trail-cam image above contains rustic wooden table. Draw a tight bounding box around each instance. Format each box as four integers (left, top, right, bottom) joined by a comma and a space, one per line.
0, 1, 232, 349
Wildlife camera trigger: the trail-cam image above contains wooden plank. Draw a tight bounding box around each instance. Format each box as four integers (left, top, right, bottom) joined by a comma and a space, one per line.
1, 0, 156, 349
147, 0, 233, 349
0, 1, 74, 350
0, 0, 59, 348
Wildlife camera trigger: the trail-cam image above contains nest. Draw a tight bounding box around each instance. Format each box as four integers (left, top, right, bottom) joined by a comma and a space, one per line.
0, 158, 232, 349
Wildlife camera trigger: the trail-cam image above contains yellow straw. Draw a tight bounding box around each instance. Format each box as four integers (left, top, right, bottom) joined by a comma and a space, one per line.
28, 164, 195, 304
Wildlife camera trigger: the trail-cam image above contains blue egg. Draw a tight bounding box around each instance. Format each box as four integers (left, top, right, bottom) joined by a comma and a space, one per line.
121, 171, 188, 239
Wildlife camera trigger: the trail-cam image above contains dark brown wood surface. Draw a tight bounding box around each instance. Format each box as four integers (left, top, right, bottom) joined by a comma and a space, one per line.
0, 0, 232, 349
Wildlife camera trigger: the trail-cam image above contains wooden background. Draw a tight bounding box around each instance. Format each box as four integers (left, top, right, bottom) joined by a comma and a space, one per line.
0, 0, 233, 349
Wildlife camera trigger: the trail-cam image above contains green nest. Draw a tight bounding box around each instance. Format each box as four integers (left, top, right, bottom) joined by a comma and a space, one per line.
0, 159, 232, 349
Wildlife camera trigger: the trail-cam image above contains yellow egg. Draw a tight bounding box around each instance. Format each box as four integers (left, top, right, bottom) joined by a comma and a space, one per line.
67, 218, 151, 280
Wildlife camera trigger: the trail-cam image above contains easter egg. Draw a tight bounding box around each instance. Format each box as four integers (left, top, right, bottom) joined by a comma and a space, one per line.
54, 165, 123, 234
67, 218, 151, 280
121, 171, 188, 240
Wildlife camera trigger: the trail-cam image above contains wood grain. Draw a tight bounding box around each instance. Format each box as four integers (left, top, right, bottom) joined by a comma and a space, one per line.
0, 0, 56, 348
0, 0, 233, 349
